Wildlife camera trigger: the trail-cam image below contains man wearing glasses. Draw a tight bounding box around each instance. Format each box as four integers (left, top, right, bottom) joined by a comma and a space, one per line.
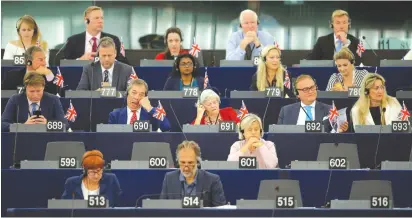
108, 79, 171, 132
160, 140, 226, 207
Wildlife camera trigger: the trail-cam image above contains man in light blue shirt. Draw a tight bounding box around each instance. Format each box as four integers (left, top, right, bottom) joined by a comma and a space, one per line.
226, 9, 274, 60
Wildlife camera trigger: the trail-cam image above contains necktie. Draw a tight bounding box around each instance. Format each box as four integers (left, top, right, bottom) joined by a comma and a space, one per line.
31, 103, 37, 116
103, 70, 109, 83
130, 111, 137, 124
244, 44, 252, 60
304, 105, 313, 121
91, 37, 98, 52
336, 40, 342, 52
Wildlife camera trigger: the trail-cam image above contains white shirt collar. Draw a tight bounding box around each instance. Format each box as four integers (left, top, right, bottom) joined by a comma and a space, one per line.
127, 106, 141, 113
86, 31, 101, 42
300, 100, 316, 108
101, 62, 114, 72
101, 63, 115, 84
27, 98, 40, 107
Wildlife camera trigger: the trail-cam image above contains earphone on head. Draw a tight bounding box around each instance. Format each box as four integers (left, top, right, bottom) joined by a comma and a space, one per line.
261, 47, 281, 63
16, 15, 39, 35
86, 18, 90, 24
175, 155, 202, 169
238, 113, 264, 140
293, 75, 318, 96
239, 20, 260, 28
81, 153, 105, 176
174, 55, 196, 72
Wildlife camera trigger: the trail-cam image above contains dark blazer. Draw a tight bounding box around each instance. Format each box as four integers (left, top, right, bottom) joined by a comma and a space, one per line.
63, 31, 129, 64
76, 61, 133, 91
1, 92, 68, 132
163, 76, 205, 91
108, 106, 171, 132
61, 173, 122, 207
2, 67, 59, 95
307, 33, 361, 65
249, 73, 295, 98
160, 169, 226, 207
277, 101, 331, 125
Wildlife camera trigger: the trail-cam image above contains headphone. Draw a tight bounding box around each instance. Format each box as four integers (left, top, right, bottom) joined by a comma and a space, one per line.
175, 152, 202, 169
16, 15, 39, 35
124, 79, 148, 103
86, 18, 90, 24
261, 46, 281, 63
293, 75, 318, 96
363, 74, 385, 96
81, 153, 105, 176
239, 20, 260, 28
238, 113, 264, 140
24, 50, 33, 66
329, 18, 351, 29
164, 28, 183, 46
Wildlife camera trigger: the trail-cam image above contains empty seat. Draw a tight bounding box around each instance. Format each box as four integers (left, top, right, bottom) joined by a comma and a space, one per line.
350, 180, 393, 205
257, 180, 303, 207
317, 143, 360, 169
44, 141, 86, 161
131, 142, 174, 167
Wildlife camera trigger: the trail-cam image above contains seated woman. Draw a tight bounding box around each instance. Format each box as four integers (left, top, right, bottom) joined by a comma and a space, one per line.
326, 47, 368, 91
155, 27, 188, 60
4, 15, 49, 66
163, 53, 205, 91
227, 113, 278, 169
192, 89, 240, 125
351, 73, 402, 130
61, 150, 122, 207
250, 45, 295, 98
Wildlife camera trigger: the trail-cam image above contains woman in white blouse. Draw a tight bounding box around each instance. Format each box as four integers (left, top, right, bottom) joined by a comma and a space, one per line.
227, 113, 278, 169
326, 47, 368, 91
3, 15, 49, 66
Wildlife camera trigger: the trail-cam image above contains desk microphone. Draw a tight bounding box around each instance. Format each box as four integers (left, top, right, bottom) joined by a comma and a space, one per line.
374, 107, 386, 169
322, 170, 333, 208
169, 101, 188, 140
70, 192, 75, 217
54, 39, 69, 66
362, 36, 379, 72
11, 103, 21, 168
88, 61, 95, 132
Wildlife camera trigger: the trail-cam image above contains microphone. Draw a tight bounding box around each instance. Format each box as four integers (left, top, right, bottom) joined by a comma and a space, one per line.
362, 36, 380, 71
169, 101, 188, 140
321, 170, 333, 208
11, 102, 21, 168
212, 55, 216, 67
54, 39, 69, 66
70, 192, 75, 218
300, 105, 314, 121
374, 107, 386, 169
262, 93, 273, 129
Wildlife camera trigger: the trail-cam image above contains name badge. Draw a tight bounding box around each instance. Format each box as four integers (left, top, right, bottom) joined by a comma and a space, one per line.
59, 157, 77, 168
100, 87, 117, 98
371, 196, 390, 208
182, 196, 200, 208
329, 157, 347, 169
265, 87, 282, 98
348, 87, 361, 98
183, 87, 199, 98
88, 195, 106, 208
148, 156, 167, 168
276, 196, 295, 208
13, 55, 25, 66
46, 120, 64, 132
219, 121, 235, 132
391, 121, 410, 132
239, 156, 257, 169
133, 120, 150, 132
305, 121, 322, 132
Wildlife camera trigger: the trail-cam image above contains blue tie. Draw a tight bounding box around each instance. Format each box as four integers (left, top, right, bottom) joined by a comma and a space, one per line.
31, 103, 37, 115
304, 105, 313, 121
336, 40, 342, 52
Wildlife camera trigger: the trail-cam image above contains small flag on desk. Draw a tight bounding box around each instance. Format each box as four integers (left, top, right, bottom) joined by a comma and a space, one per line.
237, 100, 249, 120
128, 68, 138, 84
120, 37, 126, 57
328, 100, 339, 130
65, 100, 77, 122
153, 101, 166, 121
356, 39, 365, 58
204, 67, 210, 89
189, 37, 201, 58
398, 101, 410, 121
283, 71, 291, 89
53, 66, 64, 88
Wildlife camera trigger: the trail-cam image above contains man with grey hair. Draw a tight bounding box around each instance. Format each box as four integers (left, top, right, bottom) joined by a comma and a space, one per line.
226, 9, 274, 60
77, 37, 133, 91
160, 140, 226, 207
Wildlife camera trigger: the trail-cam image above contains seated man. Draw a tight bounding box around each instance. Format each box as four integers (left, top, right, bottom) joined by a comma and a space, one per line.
226, 9, 274, 60
2, 46, 59, 95
277, 74, 349, 133
76, 37, 133, 91
1, 73, 68, 132
63, 6, 128, 64
108, 79, 171, 132
307, 9, 361, 65
160, 140, 226, 207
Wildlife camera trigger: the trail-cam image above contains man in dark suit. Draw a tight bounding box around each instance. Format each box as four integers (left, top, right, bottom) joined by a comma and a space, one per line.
1, 73, 68, 132
62, 6, 128, 64
307, 9, 361, 65
160, 141, 226, 207
76, 37, 133, 91
108, 79, 171, 132
2, 46, 59, 95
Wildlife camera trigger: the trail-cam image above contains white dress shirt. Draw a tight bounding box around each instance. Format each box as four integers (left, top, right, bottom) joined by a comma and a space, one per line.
81, 181, 100, 200
127, 107, 141, 124
85, 31, 101, 53
101, 63, 114, 85
296, 101, 316, 125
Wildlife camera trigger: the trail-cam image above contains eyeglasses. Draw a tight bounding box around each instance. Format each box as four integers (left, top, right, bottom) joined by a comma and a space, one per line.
180, 63, 193, 67
88, 170, 103, 176
297, 85, 317, 93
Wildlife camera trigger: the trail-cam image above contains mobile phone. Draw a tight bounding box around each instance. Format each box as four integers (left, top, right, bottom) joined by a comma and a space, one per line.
33, 110, 42, 118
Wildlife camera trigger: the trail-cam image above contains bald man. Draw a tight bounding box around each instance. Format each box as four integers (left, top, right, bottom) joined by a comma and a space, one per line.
226, 9, 274, 60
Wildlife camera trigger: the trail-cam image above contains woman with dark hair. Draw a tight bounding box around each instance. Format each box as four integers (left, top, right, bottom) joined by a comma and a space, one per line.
163, 53, 205, 91
155, 27, 188, 60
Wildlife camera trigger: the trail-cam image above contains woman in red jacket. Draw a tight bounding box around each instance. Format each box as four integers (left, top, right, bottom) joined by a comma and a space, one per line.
192, 89, 240, 125
155, 27, 188, 60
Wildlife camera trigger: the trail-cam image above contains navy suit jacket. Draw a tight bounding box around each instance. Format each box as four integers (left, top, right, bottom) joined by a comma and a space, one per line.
1, 92, 68, 132
277, 101, 331, 125
163, 76, 205, 91
160, 169, 226, 207
108, 106, 171, 132
61, 173, 122, 207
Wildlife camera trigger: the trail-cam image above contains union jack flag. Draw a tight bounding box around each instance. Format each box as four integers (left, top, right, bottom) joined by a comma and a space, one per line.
328, 100, 339, 129
65, 100, 77, 122
274, 40, 281, 50
189, 38, 201, 58
53, 66, 64, 88
237, 100, 249, 120
128, 68, 138, 84
204, 67, 210, 89
283, 71, 291, 89
398, 101, 410, 121
153, 100, 166, 121
356, 39, 365, 57
120, 37, 126, 57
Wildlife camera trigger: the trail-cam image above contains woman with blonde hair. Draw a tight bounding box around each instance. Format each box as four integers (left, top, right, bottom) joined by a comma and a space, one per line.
351, 73, 402, 130
227, 113, 278, 169
326, 47, 368, 91
3, 15, 49, 66
250, 45, 294, 98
